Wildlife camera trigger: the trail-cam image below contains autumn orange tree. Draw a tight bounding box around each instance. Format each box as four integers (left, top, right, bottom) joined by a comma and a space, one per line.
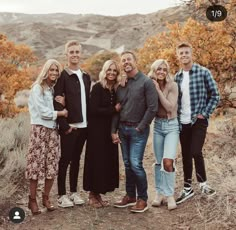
138, 0, 236, 109
0, 34, 37, 117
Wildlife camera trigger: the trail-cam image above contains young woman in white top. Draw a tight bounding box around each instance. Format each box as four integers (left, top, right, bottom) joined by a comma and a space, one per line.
26, 59, 67, 215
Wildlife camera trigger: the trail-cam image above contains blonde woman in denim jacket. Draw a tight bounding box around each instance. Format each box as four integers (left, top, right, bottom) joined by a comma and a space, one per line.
26, 59, 68, 214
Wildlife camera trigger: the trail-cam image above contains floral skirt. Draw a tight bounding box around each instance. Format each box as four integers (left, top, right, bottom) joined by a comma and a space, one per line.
25, 125, 60, 180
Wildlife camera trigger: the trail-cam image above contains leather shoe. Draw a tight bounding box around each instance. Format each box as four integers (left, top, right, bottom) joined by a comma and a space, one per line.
130, 199, 148, 213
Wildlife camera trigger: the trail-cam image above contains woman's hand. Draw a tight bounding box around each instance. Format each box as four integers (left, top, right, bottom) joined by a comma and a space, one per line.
57, 108, 68, 117
62, 108, 68, 117
115, 103, 121, 112
119, 76, 128, 87
152, 79, 160, 91
111, 133, 121, 144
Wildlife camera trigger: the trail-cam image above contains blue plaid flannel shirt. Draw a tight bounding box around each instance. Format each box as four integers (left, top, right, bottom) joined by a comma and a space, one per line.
174, 63, 220, 124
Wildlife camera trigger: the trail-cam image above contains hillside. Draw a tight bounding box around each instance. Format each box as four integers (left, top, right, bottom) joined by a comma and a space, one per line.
0, 6, 191, 61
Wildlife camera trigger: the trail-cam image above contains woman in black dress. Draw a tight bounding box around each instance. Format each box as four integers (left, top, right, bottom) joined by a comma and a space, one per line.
83, 60, 121, 208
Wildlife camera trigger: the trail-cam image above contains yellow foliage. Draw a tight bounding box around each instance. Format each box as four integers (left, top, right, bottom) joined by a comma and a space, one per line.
138, 0, 236, 108
0, 34, 37, 117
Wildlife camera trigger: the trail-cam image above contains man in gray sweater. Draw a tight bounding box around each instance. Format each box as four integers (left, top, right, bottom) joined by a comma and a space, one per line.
112, 51, 158, 213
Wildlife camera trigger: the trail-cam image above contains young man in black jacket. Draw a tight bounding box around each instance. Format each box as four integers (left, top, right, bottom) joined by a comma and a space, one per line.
54, 40, 91, 208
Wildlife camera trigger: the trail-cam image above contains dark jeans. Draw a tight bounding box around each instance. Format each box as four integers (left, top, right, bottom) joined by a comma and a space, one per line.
57, 128, 87, 195
180, 118, 208, 188
119, 124, 149, 201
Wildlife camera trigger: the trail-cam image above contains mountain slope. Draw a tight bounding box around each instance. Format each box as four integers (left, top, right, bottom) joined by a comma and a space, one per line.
0, 6, 191, 60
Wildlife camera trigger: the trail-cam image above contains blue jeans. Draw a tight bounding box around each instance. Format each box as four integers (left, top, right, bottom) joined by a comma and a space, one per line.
119, 124, 150, 201
153, 118, 179, 196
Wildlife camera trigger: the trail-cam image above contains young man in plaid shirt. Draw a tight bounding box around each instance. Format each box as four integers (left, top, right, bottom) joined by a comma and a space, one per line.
174, 42, 220, 204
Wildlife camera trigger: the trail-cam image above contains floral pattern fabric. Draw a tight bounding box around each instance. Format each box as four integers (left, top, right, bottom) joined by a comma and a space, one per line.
25, 125, 60, 180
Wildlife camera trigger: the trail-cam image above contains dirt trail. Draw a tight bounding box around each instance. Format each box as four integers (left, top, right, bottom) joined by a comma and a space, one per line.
1, 117, 236, 230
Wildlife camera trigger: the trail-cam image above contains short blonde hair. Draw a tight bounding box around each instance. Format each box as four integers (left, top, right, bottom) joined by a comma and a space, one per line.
99, 60, 120, 89
65, 40, 82, 53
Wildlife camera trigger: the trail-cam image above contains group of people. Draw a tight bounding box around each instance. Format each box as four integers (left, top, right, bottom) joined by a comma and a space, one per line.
25, 40, 220, 215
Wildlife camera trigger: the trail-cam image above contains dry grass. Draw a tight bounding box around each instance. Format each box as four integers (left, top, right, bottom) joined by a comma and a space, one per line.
14, 90, 30, 108
0, 112, 30, 204
180, 114, 236, 229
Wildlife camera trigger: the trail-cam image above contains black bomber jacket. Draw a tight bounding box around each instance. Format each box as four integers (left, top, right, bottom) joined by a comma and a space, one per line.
53, 68, 91, 133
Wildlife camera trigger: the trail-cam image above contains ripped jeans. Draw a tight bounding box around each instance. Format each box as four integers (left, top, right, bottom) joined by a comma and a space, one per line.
153, 118, 179, 196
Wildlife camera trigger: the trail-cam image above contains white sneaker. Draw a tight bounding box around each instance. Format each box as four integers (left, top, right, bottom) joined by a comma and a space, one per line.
69, 192, 85, 205
176, 188, 194, 204
200, 184, 216, 196
58, 195, 74, 208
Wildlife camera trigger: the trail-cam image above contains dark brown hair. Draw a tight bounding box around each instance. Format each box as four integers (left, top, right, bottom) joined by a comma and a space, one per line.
121, 51, 137, 61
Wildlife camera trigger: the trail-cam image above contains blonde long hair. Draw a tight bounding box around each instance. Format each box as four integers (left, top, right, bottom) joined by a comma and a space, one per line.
99, 60, 120, 90
32, 59, 62, 93
148, 59, 170, 84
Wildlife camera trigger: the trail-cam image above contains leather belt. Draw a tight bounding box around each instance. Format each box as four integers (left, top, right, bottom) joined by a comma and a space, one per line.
120, 121, 139, 127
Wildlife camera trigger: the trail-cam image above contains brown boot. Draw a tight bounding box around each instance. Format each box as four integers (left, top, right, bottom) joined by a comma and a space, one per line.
42, 193, 56, 211
96, 194, 109, 207
88, 192, 103, 208
28, 195, 41, 215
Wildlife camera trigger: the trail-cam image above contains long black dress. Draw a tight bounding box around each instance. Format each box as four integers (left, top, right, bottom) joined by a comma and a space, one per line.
83, 82, 119, 194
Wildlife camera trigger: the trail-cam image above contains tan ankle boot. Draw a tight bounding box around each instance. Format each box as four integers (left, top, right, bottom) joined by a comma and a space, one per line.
152, 193, 165, 207
88, 192, 102, 208
167, 196, 177, 210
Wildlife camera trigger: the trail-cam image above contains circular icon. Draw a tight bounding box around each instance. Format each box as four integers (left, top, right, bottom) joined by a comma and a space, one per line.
206, 5, 227, 22
9, 207, 25, 224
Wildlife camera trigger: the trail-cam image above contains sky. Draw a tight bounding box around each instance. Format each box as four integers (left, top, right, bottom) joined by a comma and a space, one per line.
0, 0, 182, 16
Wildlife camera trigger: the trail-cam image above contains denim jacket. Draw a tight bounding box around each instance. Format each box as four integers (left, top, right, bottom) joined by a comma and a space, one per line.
28, 84, 57, 129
